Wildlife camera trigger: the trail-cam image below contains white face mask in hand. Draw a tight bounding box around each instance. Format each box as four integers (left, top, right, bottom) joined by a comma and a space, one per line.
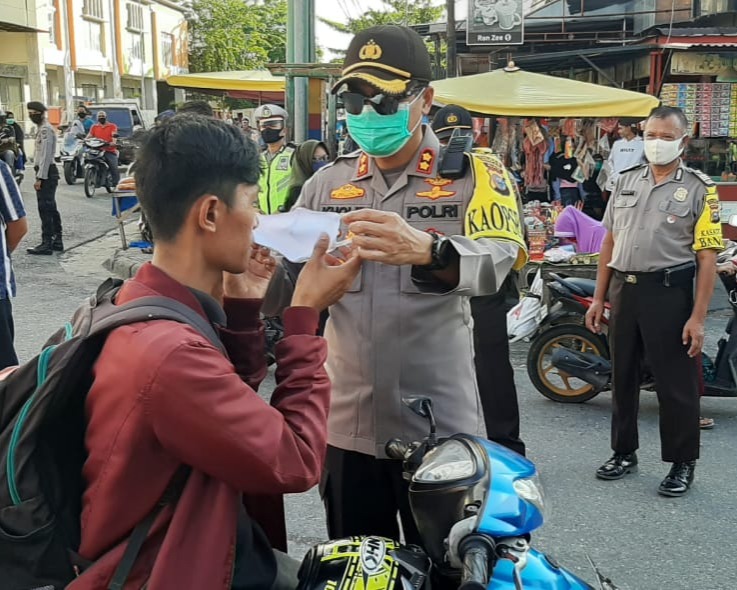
252, 208, 347, 262
644, 137, 684, 166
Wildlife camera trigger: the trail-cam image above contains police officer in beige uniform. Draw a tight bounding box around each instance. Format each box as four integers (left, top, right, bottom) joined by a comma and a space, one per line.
586, 106, 722, 497
288, 26, 527, 541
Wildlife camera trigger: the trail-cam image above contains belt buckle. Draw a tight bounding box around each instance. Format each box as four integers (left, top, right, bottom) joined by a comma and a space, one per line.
624, 274, 637, 284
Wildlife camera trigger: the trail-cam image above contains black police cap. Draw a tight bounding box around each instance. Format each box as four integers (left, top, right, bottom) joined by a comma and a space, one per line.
331, 25, 432, 96
27, 101, 48, 113
432, 105, 473, 141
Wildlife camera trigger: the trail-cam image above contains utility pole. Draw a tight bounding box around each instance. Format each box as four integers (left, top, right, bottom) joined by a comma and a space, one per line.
446, 0, 457, 78
61, 0, 77, 123
287, 0, 314, 143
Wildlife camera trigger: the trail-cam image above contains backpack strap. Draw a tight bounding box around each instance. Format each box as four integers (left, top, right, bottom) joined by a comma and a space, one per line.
88, 296, 226, 354
107, 466, 190, 590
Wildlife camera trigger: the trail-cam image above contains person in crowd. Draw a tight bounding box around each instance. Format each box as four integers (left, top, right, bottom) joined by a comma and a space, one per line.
604, 122, 645, 195
69, 106, 92, 138
431, 104, 526, 456
177, 100, 214, 117
87, 110, 120, 189
554, 204, 607, 254
587, 106, 722, 497
266, 25, 527, 543
254, 104, 295, 214
550, 143, 582, 207
3, 111, 25, 152
284, 139, 330, 212
0, 161, 27, 368
69, 114, 361, 590
26, 101, 63, 255
0, 112, 17, 169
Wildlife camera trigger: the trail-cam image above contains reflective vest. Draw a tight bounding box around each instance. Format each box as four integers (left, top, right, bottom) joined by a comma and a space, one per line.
258, 144, 295, 214
465, 150, 529, 270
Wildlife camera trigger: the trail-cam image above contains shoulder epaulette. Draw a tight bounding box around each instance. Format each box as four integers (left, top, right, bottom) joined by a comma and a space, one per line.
619, 162, 648, 175
686, 167, 716, 187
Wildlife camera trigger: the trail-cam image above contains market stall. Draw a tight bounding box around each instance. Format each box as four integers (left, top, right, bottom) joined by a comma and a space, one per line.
165, 70, 286, 103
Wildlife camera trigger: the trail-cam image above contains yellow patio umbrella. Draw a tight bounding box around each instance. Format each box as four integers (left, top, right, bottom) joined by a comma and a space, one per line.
431, 65, 660, 118
166, 70, 285, 93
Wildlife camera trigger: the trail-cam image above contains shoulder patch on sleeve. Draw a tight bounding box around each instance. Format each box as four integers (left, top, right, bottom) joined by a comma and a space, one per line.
686, 167, 716, 187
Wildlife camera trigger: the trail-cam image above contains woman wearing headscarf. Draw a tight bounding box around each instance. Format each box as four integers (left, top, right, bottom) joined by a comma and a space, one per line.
283, 139, 330, 212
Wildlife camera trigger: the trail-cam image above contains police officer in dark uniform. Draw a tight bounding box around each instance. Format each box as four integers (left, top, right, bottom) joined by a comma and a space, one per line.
26, 101, 63, 255
432, 104, 526, 456
586, 106, 722, 497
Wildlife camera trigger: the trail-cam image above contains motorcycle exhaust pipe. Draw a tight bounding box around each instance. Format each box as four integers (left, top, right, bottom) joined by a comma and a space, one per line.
551, 348, 611, 390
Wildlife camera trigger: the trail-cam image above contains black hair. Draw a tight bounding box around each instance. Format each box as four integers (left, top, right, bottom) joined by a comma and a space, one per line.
647, 105, 689, 134
177, 100, 214, 117
134, 114, 260, 242
5, 111, 13, 118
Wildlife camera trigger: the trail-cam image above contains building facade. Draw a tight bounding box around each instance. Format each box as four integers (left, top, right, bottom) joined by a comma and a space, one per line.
0, 0, 188, 125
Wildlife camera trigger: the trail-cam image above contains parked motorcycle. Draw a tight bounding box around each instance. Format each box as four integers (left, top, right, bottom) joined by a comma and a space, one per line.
298, 397, 618, 589
527, 243, 737, 403
83, 138, 115, 198
0, 128, 23, 185
60, 133, 85, 185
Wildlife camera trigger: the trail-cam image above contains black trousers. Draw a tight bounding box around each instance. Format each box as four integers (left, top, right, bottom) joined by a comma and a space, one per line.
35, 165, 62, 241
609, 274, 700, 462
0, 298, 18, 369
471, 294, 526, 456
321, 445, 421, 545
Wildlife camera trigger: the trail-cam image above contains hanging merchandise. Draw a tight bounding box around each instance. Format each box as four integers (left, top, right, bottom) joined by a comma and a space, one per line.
564, 136, 574, 159
598, 118, 619, 134
510, 120, 523, 170
561, 118, 578, 138
491, 118, 510, 158
524, 119, 545, 146
523, 120, 548, 193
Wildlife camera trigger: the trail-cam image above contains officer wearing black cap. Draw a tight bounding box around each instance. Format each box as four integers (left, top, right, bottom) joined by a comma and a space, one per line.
277, 25, 528, 543
26, 101, 63, 255
432, 104, 526, 457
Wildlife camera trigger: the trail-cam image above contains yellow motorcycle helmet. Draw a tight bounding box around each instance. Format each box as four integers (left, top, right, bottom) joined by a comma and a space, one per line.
297, 537, 431, 590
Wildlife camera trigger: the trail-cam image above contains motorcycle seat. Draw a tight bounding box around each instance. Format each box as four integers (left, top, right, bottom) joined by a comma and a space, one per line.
549, 274, 597, 298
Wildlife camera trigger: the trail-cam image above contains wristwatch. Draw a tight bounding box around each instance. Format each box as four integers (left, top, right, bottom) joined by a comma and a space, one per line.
421, 231, 453, 271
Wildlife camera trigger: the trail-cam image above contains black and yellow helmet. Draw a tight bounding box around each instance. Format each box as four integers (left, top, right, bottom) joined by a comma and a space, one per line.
297, 537, 431, 590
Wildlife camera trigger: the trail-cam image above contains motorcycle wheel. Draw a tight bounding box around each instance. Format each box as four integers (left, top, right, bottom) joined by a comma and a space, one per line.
63, 161, 76, 185
84, 168, 96, 198
527, 324, 608, 403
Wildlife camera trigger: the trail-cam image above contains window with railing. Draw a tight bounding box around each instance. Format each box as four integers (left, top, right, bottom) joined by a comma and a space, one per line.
130, 35, 143, 60
48, 7, 57, 45
695, 0, 737, 15
81, 18, 103, 53
161, 32, 174, 67
82, 0, 104, 20
127, 2, 144, 32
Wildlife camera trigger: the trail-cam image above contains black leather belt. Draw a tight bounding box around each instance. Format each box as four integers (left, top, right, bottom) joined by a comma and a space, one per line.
613, 262, 696, 287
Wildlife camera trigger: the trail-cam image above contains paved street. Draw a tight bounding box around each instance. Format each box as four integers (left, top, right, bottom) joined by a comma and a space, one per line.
11, 179, 737, 590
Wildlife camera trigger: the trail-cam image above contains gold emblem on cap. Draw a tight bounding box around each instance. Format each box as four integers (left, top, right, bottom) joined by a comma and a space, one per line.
674, 187, 688, 202
261, 107, 272, 118
446, 114, 459, 124
358, 40, 383, 61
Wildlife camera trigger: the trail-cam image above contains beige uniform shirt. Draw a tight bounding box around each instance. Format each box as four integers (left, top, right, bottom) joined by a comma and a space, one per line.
603, 162, 723, 273
295, 128, 521, 457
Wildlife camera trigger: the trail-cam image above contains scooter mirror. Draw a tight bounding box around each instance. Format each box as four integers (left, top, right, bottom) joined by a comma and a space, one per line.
403, 396, 432, 418
729, 214, 737, 227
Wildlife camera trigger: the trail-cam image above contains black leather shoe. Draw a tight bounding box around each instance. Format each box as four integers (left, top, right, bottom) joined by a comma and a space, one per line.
596, 452, 638, 480
658, 461, 695, 497
27, 241, 53, 255
51, 236, 64, 252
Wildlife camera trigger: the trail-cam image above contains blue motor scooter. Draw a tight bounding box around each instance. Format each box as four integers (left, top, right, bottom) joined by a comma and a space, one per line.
298, 397, 617, 589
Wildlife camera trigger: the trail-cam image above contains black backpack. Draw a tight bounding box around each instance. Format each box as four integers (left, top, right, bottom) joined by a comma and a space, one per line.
0, 279, 225, 590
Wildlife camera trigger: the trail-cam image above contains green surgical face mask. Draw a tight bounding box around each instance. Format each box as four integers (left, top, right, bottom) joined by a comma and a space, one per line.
346, 92, 423, 158
6, 119, 14, 125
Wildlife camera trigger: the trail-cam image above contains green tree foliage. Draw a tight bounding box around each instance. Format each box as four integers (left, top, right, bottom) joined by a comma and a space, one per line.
320, 0, 444, 56
188, 0, 287, 72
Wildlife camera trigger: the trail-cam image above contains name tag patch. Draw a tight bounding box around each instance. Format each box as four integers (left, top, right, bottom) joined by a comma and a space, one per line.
276, 157, 290, 171
322, 205, 365, 214
406, 204, 459, 220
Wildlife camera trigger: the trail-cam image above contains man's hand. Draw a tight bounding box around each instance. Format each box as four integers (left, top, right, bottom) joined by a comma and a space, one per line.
717, 261, 737, 276
34, 180, 42, 191
343, 209, 433, 266
292, 234, 362, 311
585, 298, 605, 334
682, 315, 705, 358
222, 245, 276, 300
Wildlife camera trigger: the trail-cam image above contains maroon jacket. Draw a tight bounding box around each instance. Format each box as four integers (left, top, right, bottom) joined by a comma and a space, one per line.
69, 263, 329, 589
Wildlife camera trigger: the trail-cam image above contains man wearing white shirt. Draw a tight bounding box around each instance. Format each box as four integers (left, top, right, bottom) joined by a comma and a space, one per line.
605, 123, 645, 192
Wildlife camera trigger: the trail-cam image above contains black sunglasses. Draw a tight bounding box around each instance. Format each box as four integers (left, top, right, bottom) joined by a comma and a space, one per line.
339, 87, 425, 116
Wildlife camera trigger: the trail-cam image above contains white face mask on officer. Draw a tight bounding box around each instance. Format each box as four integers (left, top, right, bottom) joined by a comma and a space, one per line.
643, 136, 684, 166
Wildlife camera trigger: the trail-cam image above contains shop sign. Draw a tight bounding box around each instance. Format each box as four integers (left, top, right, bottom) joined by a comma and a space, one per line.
467, 0, 524, 45
671, 53, 734, 75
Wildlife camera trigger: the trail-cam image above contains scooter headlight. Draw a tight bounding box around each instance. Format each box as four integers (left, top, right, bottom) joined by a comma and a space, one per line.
413, 439, 477, 484
512, 473, 545, 515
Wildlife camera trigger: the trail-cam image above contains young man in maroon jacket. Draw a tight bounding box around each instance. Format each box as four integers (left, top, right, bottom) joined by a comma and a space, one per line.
71, 114, 361, 590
